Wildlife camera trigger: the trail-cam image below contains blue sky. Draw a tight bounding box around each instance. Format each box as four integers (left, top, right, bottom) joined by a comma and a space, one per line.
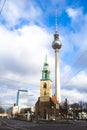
0, 0, 87, 108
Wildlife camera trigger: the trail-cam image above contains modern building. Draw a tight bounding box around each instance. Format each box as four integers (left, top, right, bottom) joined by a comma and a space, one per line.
12, 90, 29, 118
16, 89, 28, 107
35, 55, 59, 120
12, 89, 29, 115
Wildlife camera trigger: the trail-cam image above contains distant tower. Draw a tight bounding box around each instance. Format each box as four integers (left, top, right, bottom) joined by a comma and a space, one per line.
52, 12, 62, 102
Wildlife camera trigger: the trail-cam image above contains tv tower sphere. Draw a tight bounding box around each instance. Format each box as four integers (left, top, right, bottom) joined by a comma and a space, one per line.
52, 32, 62, 50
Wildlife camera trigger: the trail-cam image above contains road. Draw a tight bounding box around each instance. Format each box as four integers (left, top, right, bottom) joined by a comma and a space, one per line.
0, 118, 87, 130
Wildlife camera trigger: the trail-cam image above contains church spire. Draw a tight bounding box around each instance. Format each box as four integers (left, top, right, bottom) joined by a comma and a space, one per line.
41, 55, 51, 80
43, 54, 49, 70
44, 54, 47, 64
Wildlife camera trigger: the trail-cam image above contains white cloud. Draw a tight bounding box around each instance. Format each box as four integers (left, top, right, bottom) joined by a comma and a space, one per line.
1, 0, 42, 27
70, 71, 87, 91
0, 23, 54, 107
66, 7, 85, 32
62, 89, 87, 103
66, 8, 82, 19
0, 87, 17, 107
72, 14, 87, 49
0, 24, 52, 76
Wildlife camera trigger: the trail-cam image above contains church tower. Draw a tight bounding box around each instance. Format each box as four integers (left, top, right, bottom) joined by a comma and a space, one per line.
40, 55, 52, 102
35, 55, 59, 120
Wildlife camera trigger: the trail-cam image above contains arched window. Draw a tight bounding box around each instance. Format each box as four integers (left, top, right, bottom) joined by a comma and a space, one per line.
45, 72, 47, 79
43, 83, 47, 89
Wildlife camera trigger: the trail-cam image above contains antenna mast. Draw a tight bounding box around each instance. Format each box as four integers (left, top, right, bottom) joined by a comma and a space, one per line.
55, 9, 58, 33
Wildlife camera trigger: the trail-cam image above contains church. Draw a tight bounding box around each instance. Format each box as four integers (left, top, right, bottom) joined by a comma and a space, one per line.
35, 55, 59, 120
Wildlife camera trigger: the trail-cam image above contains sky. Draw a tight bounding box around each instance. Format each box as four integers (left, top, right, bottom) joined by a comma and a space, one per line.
0, 0, 87, 109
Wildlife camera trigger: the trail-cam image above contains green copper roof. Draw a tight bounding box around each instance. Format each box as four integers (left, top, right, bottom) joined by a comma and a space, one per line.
41, 55, 51, 80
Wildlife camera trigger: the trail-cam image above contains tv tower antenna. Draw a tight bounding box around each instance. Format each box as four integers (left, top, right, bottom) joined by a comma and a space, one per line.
55, 9, 58, 33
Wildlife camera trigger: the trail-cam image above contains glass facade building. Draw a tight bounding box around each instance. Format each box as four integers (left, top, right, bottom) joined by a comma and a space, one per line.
16, 90, 28, 107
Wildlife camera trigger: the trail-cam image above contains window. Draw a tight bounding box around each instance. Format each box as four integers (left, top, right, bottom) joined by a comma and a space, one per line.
43, 83, 47, 89
44, 91, 46, 96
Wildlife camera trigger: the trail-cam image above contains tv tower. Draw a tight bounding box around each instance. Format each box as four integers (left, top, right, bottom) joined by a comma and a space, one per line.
52, 12, 62, 103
